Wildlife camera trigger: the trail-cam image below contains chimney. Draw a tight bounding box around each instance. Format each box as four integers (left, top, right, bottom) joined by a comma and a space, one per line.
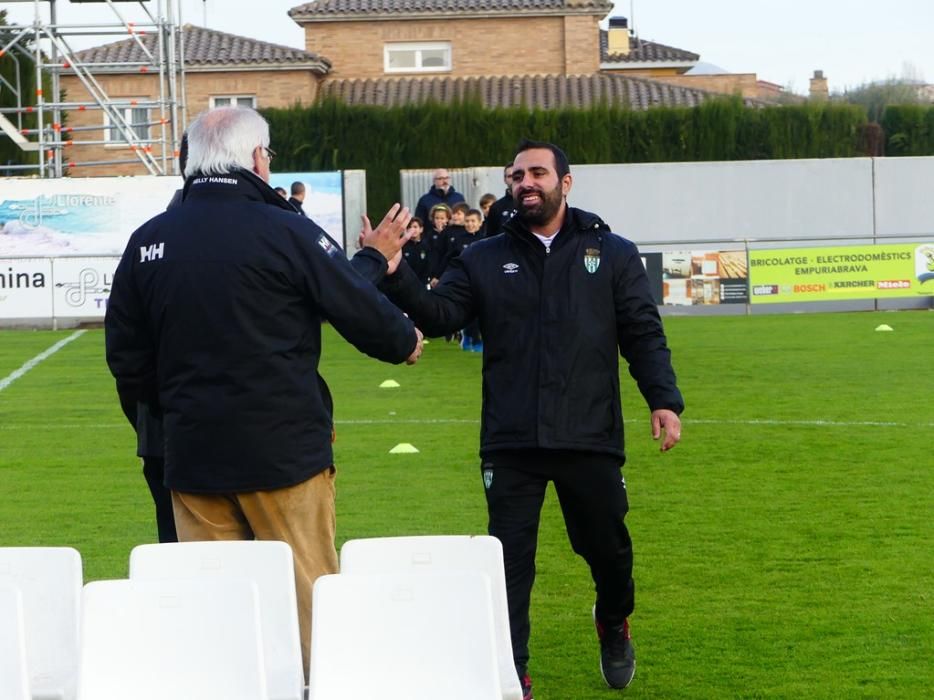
809, 70, 829, 101
607, 16, 631, 56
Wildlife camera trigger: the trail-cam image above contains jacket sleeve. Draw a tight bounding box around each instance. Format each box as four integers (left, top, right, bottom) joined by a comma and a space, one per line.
414, 195, 431, 228
380, 255, 476, 337
105, 239, 159, 413
613, 242, 685, 414
291, 224, 417, 364
349, 246, 389, 285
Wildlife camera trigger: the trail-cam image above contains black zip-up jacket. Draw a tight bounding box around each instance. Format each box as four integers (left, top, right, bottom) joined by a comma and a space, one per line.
381, 206, 683, 458
402, 237, 432, 285
485, 190, 516, 238
106, 169, 417, 493
414, 184, 466, 225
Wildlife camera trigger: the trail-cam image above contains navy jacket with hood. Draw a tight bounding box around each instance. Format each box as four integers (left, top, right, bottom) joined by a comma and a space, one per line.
106, 169, 417, 492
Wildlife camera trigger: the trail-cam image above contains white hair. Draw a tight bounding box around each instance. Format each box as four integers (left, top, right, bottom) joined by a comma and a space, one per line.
184, 107, 269, 177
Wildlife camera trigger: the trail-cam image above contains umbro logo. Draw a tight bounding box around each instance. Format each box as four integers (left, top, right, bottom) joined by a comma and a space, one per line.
503, 262, 519, 274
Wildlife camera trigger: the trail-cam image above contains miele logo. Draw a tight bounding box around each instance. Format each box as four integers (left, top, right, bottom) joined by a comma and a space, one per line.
502, 263, 519, 274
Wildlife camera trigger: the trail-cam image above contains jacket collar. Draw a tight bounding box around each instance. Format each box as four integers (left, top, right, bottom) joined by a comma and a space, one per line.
503, 206, 609, 247
430, 184, 458, 199
182, 168, 298, 213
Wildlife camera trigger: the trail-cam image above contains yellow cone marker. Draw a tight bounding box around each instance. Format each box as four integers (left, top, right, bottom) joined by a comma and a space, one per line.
379, 379, 401, 388
389, 443, 419, 454
875, 324, 894, 332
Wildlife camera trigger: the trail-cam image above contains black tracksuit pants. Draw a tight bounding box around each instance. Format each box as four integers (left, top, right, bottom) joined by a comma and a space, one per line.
142, 456, 178, 543
481, 449, 634, 672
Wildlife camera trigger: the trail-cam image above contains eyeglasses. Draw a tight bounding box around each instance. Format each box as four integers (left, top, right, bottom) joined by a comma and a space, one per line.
261, 146, 276, 162
434, 176, 450, 182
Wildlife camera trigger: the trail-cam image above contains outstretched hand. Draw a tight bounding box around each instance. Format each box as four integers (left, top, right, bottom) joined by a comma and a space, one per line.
405, 328, 425, 365
359, 203, 413, 265
651, 409, 682, 452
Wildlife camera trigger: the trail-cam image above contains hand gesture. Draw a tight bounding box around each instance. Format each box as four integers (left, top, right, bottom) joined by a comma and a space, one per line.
405, 327, 424, 365
651, 409, 682, 452
360, 203, 413, 262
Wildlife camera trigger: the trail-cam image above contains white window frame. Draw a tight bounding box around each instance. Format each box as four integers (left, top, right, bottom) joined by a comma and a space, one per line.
384, 42, 452, 74
209, 95, 258, 109
103, 98, 151, 147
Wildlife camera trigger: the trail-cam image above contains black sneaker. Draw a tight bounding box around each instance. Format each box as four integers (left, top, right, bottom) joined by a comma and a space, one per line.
518, 669, 533, 700
594, 610, 636, 689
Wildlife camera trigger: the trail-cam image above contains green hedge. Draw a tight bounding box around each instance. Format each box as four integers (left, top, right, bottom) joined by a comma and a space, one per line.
262, 97, 869, 216
881, 104, 934, 156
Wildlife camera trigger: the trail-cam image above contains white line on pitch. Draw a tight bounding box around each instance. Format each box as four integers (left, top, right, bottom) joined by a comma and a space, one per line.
1, 416, 931, 429
0, 330, 87, 394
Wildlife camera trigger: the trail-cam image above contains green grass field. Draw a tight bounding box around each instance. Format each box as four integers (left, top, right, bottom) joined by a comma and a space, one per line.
1, 310, 932, 698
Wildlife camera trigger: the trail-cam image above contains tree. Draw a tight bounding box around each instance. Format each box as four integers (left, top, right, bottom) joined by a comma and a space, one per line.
843, 78, 923, 123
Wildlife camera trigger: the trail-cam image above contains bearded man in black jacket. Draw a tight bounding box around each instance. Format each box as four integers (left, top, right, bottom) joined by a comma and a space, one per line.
105, 106, 422, 678
379, 139, 684, 700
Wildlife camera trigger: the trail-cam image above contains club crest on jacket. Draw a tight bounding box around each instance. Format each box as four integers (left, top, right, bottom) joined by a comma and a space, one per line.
584, 248, 601, 274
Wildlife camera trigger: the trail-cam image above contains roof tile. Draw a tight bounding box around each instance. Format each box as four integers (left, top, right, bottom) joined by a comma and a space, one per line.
600, 30, 699, 64
71, 24, 330, 71
289, 0, 613, 18
321, 73, 737, 110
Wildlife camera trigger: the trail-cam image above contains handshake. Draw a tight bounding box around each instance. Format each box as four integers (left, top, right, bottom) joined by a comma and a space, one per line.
406, 328, 424, 365
358, 203, 424, 367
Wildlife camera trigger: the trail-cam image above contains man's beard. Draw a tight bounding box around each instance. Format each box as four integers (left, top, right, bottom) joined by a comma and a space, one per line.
515, 185, 563, 226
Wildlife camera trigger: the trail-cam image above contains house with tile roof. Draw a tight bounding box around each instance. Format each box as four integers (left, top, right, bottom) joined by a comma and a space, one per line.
289, 0, 745, 109
59, 0, 744, 174
59, 24, 330, 175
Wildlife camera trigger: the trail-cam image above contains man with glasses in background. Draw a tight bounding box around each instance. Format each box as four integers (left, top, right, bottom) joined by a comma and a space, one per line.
414, 167, 466, 225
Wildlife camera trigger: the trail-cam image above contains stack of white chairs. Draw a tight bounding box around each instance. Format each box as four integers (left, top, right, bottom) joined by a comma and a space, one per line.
77, 577, 268, 700
0, 546, 83, 700
307, 534, 521, 700
128, 540, 304, 700
0, 584, 31, 700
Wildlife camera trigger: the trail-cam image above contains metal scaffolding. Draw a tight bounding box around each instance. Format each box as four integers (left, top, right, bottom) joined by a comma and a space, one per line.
0, 0, 185, 176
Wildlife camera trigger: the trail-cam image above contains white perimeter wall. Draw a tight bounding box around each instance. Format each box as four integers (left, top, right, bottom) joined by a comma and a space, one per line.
404, 156, 934, 245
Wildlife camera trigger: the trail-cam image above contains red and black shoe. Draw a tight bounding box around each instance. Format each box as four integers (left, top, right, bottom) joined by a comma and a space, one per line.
594, 609, 636, 689
519, 671, 533, 700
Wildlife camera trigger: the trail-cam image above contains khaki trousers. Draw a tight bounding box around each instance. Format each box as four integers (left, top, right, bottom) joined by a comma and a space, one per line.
171, 467, 338, 680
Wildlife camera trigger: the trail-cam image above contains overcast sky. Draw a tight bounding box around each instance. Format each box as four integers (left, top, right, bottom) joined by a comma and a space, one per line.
4, 0, 932, 93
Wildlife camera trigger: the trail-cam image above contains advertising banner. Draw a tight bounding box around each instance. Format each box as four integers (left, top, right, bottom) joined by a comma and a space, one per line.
0, 177, 179, 257
51, 257, 120, 319
0, 171, 344, 258
749, 243, 934, 303
661, 249, 749, 305
268, 172, 344, 246
0, 258, 54, 319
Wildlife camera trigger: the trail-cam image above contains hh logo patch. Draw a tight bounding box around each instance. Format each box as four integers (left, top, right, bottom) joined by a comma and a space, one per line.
139, 242, 164, 263
317, 235, 339, 257
482, 468, 494, 489
584, 248, 600, 274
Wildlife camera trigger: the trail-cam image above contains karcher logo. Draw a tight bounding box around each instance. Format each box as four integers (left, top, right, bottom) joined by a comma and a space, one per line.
139, 242, 164, 263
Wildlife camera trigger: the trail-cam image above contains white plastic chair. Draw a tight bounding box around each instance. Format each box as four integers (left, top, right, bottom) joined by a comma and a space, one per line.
308, 571, 501, 700
339, 535, 522, 700
0, 546, 82, 700
76, 578, 268, 700
0, 584, 32, 700
129, 540, 303, 700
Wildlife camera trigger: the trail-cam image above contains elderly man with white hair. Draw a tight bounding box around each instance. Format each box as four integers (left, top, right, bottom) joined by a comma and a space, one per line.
105, 107, 422, 676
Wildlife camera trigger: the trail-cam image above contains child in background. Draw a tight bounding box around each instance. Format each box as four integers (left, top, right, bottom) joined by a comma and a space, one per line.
427, 203, 453, 287
402, 217, 431, 287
